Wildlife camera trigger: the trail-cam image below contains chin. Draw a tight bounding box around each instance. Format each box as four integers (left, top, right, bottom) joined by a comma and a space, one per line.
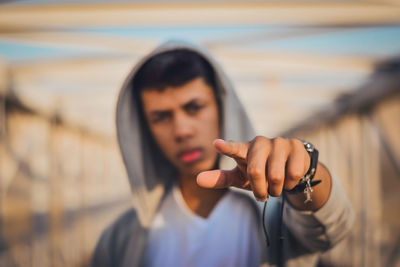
185, 159, 215, 177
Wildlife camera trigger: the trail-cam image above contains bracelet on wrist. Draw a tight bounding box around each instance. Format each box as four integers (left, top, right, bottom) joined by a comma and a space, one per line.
285, 140, 321, 203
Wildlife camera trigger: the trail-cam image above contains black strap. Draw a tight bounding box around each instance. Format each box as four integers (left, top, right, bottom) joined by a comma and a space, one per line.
285, 148, 320, 194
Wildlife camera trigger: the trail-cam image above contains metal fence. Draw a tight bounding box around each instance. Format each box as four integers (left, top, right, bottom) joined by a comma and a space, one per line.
283, 60, 400, 267
0, 95, 132, 267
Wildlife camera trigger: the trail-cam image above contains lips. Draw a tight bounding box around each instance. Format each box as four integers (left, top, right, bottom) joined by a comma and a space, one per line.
178, 148, 203, 163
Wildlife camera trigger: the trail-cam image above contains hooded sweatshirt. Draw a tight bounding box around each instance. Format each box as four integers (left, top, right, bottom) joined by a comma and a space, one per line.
91, 40, 354, 267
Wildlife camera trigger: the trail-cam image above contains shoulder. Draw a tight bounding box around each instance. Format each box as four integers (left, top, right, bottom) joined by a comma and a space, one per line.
110, 208, 138, 232
91, 208, 140, 267
103, 208, 139, 245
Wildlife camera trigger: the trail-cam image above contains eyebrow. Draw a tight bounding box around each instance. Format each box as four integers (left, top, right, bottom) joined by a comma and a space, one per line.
149, 110, 171, 117
182, 98, 202, 109
149, 98, 203, 115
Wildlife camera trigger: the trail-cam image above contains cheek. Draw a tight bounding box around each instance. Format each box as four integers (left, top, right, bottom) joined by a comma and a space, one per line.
196, 109, 220, 155
204, 107, 220, 139
149, 126, 175, 155
200, 111, 220, 167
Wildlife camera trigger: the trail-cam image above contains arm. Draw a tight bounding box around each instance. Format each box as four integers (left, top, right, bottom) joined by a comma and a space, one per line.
286, 162, 332, 211
197, 136, 354, 251
284, 173, 354, 251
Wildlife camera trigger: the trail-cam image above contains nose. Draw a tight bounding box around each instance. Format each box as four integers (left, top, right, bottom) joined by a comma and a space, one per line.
173, 112, 194, 143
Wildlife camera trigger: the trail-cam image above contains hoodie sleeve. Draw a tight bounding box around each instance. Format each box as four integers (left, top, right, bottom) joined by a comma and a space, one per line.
283, 175, 355, 252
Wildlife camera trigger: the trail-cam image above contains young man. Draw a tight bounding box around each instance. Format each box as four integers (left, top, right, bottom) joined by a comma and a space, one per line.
92, 41, 354, 267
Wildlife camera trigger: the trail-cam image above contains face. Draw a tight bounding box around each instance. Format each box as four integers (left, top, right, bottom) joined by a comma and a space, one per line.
141, 77, 220, 177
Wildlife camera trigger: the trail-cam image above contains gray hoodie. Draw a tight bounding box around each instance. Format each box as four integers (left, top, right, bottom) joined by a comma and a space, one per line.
91, 40, 354, 267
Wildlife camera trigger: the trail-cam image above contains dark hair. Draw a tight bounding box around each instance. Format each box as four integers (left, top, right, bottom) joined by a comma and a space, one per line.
132, 49, 222, 176
133, 49, 217, 92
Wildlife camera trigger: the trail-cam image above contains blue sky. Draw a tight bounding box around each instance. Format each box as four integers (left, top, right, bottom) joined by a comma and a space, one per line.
1, 25, 399, 61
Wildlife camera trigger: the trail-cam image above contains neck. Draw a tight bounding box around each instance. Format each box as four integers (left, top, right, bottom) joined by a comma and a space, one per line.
178, 172, 227, 218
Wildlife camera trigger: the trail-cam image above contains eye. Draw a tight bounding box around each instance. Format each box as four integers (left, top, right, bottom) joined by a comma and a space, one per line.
151, 112, 171, 124
185, 102, 204, 115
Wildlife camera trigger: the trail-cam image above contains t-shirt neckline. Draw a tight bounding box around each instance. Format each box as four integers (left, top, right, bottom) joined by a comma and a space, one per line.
172, 185, 231, 226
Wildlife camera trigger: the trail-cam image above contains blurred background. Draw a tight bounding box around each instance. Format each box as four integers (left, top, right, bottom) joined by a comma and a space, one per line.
0, 0, 400, 266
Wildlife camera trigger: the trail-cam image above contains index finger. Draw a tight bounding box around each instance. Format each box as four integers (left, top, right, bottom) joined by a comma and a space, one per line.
213, 139, 249, 163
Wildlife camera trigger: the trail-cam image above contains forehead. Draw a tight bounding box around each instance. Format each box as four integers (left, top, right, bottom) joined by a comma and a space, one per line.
140, 77, 216, 110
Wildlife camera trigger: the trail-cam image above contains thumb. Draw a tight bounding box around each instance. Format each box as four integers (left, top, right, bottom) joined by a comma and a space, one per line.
197, 167, 249, 189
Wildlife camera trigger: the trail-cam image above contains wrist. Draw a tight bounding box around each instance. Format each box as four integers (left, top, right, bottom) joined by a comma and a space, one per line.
285, 140, 321, 202
286, 162, 332, 211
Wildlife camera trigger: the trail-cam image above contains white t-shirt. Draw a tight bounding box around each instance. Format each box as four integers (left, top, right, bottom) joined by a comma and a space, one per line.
142, 186, 260, 267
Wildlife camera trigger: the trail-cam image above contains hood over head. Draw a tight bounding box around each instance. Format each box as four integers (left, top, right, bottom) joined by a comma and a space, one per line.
116, 40, 256, 227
